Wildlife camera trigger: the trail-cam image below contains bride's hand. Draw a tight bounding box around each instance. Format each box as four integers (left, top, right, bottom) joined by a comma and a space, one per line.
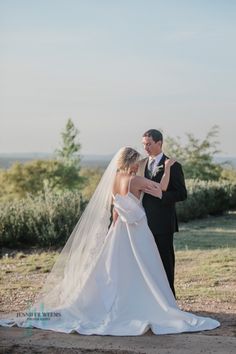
164, 158, 176, 169
112, 208, 118, 225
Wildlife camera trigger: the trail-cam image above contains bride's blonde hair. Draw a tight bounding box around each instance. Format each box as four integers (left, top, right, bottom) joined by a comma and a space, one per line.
116, 147, 140, 171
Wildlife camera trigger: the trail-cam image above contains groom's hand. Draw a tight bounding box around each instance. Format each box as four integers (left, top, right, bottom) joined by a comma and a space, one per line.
144, 185, 162, 199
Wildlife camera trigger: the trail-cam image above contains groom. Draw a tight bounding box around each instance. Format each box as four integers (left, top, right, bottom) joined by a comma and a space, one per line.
137, 129, 187, 297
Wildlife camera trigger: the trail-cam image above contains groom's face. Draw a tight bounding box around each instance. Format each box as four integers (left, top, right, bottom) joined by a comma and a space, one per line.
142, 136, 162, 157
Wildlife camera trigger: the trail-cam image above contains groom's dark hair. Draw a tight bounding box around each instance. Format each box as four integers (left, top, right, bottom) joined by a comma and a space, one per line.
143, 129, 163, 142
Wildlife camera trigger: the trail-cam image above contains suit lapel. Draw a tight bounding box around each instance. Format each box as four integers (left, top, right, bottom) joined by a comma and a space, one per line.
151, 154, 168, 182
158, 154, 167, 168
137, 154, 168, 179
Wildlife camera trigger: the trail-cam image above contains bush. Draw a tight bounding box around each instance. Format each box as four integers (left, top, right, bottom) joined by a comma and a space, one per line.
224, 180, 236, 209
1, 179, 235, 248
0, 190, 86, 248
0, 159, 85, 202
80, 167, 103, 200
177, 179, 236, 222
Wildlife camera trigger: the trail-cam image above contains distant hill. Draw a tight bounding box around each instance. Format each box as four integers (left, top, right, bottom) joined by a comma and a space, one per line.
0, 153, 112, 169
214, 156, 236, 168
0, 153, 235, 169
0, 153, 53, 169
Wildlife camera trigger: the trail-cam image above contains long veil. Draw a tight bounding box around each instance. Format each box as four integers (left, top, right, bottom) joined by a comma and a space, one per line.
31, 148, 123, 312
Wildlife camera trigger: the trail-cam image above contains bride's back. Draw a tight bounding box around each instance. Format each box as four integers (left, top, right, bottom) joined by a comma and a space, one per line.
113, 173, 130, 196
113, 173, 141, 199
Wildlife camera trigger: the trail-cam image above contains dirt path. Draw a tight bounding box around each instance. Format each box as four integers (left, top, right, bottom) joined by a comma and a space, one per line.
1, 326, 236, 354
1, 308, 236, 354
1, 241, 235, 353
1, 298, 236, 353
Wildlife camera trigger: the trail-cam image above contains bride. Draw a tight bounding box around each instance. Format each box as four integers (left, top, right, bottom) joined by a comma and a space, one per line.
0, 147, 220, 335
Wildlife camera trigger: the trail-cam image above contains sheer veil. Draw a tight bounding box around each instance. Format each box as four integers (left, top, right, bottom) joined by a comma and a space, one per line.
32, 148, 124, 311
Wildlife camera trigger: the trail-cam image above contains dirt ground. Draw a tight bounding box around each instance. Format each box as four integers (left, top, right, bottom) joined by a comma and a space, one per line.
0, 305, 236, 354
0, 325, 236, 354
1, 270, 236, 354
1, 242, 235, 353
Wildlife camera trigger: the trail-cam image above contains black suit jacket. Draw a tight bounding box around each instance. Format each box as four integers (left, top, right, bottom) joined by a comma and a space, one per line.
141, 154, 187, 235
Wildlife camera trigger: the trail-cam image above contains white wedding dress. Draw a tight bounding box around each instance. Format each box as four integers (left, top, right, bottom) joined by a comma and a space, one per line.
0, 190, 220, 335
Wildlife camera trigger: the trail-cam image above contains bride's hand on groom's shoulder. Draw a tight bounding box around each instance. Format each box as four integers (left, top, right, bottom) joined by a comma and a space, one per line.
165, 158, 176, 168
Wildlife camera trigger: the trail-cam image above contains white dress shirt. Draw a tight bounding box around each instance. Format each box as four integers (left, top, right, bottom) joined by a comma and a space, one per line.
148, 152, 164, 171
147, 152, 164, 199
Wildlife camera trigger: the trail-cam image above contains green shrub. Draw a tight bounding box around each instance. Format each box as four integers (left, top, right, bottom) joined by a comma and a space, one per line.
224, 181, 236, 209
0, 190, 86, 248
177, 179, 236, 222
1, 179, 235, 248
0, 159, 85, 202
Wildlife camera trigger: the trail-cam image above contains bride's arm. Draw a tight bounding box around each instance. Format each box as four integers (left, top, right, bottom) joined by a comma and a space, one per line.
133, 159, 176, 197
132, 176, 162, 198
159, 158, 176, 191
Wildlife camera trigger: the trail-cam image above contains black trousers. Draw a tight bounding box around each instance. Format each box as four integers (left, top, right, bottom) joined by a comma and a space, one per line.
153, 232, 176, 298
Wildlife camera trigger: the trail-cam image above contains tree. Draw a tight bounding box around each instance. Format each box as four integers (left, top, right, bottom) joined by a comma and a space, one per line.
55, 118, 85, 190
164, 125, 223, 180
0, 119, 85, 202
0, 160, 83, 201
55, 118, 81, 167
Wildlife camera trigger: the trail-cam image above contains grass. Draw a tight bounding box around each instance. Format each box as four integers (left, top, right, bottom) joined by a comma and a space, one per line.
174, 211, 236, 250
0, 211, 235, 313
174, 211, 236, 310
0, 252, 58, 311
175, 248, 235, 307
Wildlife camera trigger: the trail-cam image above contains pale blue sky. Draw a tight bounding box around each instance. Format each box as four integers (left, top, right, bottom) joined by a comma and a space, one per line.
0, 0, 235, 155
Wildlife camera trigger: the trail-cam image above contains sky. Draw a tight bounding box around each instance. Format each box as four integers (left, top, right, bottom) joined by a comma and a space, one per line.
0, 0, 236, 156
